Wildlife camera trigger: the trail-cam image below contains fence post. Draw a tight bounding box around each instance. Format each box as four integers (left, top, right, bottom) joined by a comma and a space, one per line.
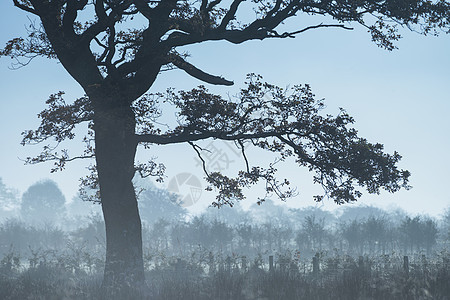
176, 258, 182, 269
422, 254, 428, 274
226, 256, 231, 272
403, 256, 409, 275
313, 253, 319, 276
208, 252, 215, 274
269, 255, 274, 272
358, 256, 364, 271
241, 256, 247, 272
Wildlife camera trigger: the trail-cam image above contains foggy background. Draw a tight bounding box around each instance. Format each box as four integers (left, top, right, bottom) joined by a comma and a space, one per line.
1, 176, 449, 298
1, 1, 450, 219
1, 176, 449, 258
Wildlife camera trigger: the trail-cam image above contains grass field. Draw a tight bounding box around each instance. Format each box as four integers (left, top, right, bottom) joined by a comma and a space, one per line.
1, 246, 448, 300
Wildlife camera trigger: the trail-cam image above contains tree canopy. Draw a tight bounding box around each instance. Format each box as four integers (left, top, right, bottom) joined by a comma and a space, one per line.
2, 0, 449, 81
18, 75, 411, 206
3, 0, 448, 207
21, 179, 66, 224
138, 182, 187, 224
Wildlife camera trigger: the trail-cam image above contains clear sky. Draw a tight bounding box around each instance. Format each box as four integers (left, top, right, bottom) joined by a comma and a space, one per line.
1, 1, 449, 218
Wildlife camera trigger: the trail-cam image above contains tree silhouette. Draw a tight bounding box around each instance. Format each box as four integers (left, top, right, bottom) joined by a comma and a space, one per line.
3, 0, 449, 295
338, 205, 386, 222
21, 179, 66, 224
138, 184, 187, 225
362, 216, 389, 254
421, 217, 438, 254
298, 215, 326, 252
398, 216, 438, 254
341, 219, 364, 255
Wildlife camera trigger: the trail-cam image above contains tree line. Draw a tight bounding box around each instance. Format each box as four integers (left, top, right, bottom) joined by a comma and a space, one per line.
1, 178, 449, 259
145, 211, 447, 258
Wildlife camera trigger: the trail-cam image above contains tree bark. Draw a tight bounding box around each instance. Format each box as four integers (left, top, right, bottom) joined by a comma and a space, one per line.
93, 94, 145, 297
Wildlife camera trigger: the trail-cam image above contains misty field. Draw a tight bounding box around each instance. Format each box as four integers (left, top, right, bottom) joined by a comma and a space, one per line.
1, 205, 449, 300
0, 248, 448, 299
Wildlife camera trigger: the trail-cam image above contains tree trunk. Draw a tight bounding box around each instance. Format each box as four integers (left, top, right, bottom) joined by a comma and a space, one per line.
93, 98, 145, 297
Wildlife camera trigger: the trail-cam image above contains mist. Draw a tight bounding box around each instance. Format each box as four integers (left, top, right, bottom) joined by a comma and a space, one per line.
0, 177, 449, 299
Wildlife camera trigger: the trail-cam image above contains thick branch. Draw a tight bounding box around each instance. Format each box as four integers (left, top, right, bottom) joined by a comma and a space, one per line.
79, 0, 110, 44
13, 0, 38, 15
136, 130, 281, 144
63, 0, 86, 38
133, 0, 153, 19
147, 0, 178, 21
169, 53, 234, 86
218, 0, 245, 31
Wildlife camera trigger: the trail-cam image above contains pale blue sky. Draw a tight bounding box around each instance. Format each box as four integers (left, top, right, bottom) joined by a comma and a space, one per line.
1, 1, 449, 218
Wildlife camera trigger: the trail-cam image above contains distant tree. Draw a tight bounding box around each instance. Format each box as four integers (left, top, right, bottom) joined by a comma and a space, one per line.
146, 218, 171, 251
341, 219, 364, 255
338, 205, 386, 222
272, 223, 293, 251
398, 216, 437, 254
66, 195, 102, 218
296, 215, 327, 253
387, 208, 408, 226
399, 216, 421, 253
261, 222, 276, 251
250, 224, 266, 253
209, 219, 234, 251
249, 199, 292, 227
442, 208, 450, 242
170, 222, 191, 251
362, 216, 389, 254
236, 223, 253, 254
171, 215, 235, 252
5, 0, 448, 293
203, 202, 249, 226
70, 213, 106, 252
421, 217, 438, 254
0, 178, 19, 219
0, 218, 67, 256
138, 185, 187, 225
289, 207, 335, 230
21, 180, 66, 224
0, 219, 33, 255
171, 216, 210, 250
